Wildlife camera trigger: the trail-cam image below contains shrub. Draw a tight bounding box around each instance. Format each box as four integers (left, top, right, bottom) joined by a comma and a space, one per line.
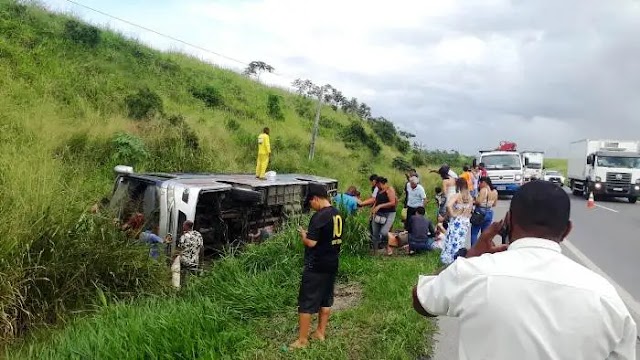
293, 96, 315, 119
166, 114, 185, 126
225, 119, 240, 132
396, 138, 411, 153
11, 211, 169, 337
125, 88, 163, 120
111, 133, 148, 165
180, 123, 199, 151
392, 156, 412, 172
190, 85, 223, 108
266, 94, 284, 121
411, 152, 425, 168
63, 20, 100, 47
341, 122, 381, 156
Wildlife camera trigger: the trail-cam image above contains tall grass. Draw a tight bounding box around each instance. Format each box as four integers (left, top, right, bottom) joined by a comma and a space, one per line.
0, 0, 440, 344
11, 214, 439, 360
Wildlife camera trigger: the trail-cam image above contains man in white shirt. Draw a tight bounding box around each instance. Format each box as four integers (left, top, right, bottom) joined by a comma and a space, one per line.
404, 176, 427, 232
412, 181, 637, 360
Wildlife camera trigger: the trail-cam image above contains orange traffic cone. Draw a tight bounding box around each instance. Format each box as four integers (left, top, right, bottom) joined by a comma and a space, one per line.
587, 192, 595, 209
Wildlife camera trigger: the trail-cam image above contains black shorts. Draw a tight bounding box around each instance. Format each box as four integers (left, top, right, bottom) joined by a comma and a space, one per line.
298, 270, 337, 314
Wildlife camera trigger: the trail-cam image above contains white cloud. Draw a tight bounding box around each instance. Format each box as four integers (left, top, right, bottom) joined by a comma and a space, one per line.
40, 0, 640, 155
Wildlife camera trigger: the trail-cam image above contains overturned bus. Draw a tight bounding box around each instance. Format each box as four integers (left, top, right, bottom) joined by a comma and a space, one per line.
109, 165, 338, 256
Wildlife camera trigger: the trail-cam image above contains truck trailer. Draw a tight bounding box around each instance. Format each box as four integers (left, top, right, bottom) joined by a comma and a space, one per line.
568, 139, 640, 203
521, 151, 544, 182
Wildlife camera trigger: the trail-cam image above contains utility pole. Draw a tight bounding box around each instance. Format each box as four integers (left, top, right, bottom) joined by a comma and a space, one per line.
308, 86, 325, 161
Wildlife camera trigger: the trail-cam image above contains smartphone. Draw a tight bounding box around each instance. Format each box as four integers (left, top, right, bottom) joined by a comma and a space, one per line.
499, 221, 510, 245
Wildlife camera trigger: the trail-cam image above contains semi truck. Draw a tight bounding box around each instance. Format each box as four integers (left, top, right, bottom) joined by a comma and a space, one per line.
521, 151, 544, 182
568, 139, 640, 203
478, 144, 524, 195
108, 165, 339, 256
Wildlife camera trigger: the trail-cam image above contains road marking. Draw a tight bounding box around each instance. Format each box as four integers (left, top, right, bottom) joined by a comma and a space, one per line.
563, 239, 640, 336
594, 203, 619, 213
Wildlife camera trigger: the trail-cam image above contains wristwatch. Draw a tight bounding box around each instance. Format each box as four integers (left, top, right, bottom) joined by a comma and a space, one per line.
455, 247, 468, 259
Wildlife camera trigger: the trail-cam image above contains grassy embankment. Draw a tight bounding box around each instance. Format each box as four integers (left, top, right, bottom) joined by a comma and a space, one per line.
0, 1, 454, 357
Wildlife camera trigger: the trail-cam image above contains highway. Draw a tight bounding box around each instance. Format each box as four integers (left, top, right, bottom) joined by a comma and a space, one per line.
431, 187, 640, 359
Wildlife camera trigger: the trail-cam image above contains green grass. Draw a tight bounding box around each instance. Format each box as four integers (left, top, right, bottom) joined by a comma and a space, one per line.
9, 216, 440, 360
0, 0, 449, 347
545, 158, 568, 176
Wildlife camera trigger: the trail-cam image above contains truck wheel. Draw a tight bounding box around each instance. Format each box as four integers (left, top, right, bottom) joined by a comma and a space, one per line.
629, 197, 637, 204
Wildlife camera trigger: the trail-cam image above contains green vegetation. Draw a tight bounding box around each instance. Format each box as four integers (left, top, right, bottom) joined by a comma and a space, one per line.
545, 158, 568, 175
0, 0, 459, 351
11, 217, 440, 359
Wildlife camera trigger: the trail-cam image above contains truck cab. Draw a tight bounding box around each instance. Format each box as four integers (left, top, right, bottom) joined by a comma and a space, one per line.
568, 140, 640, 203
478, 150, 524, 195
521, 151, 544, 182
108, 165, 338, 257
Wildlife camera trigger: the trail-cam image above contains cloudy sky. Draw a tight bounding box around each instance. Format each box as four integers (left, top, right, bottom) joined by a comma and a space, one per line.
43, 0, 640, 156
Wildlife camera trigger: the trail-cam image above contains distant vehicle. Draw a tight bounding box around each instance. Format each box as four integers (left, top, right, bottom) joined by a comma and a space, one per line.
543, 170, 565, 187
478, 146, 524, 195
521, 151, 545, 182
108, 165, 338, 256
568, 139, 640, 203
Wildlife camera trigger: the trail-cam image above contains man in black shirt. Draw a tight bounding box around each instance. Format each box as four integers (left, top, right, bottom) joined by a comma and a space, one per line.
290, 184, 343, 349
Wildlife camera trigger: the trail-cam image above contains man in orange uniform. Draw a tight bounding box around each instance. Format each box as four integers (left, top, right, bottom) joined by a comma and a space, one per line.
256, 127, 271, 179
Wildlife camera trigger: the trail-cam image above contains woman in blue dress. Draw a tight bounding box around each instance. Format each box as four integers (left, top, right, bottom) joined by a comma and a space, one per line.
441, 178, 474, 265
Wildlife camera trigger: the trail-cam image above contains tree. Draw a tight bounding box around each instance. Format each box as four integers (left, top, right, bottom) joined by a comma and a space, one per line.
357, 102, 371, 120
330, 88, 345, 110
398, 130, 416, 139
243, 61, 274, 82
308, 84, 331, 160
342, 97, 359, 115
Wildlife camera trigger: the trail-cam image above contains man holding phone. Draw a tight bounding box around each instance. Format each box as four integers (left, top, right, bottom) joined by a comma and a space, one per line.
412, 181, 636, 359
290, 184, 343, 349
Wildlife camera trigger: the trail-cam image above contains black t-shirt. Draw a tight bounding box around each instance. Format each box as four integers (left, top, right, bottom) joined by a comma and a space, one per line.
304, 206, 342, 273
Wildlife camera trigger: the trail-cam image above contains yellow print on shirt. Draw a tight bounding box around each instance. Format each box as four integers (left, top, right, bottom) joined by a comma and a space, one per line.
331, 214, 343, 245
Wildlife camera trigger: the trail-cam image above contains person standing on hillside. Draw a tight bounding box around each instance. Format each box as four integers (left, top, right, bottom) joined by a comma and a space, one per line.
404, 176, 427, 233
291, 185, 343, 349
412, 181, 637, 360
256, 127, 271, 180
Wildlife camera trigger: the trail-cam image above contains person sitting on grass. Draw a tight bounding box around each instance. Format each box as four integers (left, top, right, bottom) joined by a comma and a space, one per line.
291, 184, 343, 350
405, 207, 437, 255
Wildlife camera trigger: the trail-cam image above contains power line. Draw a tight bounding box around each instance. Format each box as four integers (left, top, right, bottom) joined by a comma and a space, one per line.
62, 0, 251, 68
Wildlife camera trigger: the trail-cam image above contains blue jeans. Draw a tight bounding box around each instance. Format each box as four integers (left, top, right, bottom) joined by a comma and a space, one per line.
408, 235, 435, 252
470, 208, 493, 247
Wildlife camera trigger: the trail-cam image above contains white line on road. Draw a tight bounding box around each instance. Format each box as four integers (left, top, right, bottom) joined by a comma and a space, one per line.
563, 239, 640, 336
595, 203, 619, 213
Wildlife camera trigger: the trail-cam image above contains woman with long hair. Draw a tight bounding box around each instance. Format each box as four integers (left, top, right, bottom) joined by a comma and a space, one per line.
470, 177, 499, 246
370, 177, 397, 254
438, 166, 457, 218
441, 178, 474, 265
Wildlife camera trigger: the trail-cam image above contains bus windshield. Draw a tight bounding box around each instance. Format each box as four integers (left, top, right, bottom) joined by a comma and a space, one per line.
481, 154, 522, 170
596, 156, 640, 169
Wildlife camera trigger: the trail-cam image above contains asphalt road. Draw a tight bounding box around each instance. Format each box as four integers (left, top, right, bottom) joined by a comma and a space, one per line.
431, 188, 640, 359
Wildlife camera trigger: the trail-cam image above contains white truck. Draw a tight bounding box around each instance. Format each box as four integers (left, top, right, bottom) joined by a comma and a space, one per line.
478, 150, 524, 195
568, 139, 640, 203
521, 151, 544, 182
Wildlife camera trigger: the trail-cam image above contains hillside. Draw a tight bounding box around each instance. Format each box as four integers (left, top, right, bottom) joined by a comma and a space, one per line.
0, 0, 475, 351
